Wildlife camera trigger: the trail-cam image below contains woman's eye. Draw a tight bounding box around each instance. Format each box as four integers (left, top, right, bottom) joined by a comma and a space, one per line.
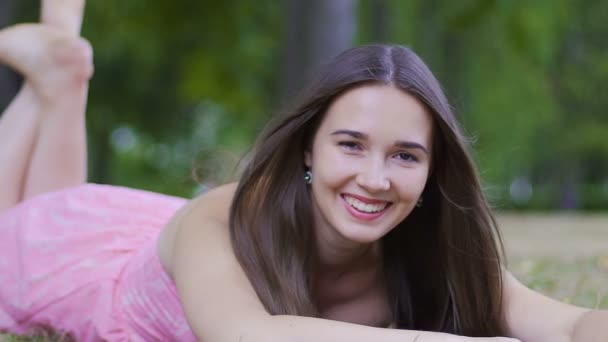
338, 141, 361, 151
395, 152, 418, 162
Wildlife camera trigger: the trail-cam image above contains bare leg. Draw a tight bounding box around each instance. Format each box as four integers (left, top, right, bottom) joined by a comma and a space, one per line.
22, 0, 91, 199
0, 81, 39, 211
0, 22, 92, 210
25, 0, 91, 200
41, 0, 86, 37
22, 31, 92, 200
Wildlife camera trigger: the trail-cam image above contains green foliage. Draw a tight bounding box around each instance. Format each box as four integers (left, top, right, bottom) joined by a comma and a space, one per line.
79, 0, 281, 196
8, 0, 608, 208
512, 256, 608, 309
375, 0, 608, 210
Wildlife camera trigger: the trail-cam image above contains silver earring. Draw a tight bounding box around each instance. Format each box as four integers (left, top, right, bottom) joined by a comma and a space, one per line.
304, 170, 312, 184
416, 197, 423, 207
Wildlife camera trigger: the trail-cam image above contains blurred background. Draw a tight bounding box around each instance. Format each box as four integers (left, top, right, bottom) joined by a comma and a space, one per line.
0, 2, 607, 339
2, 0, 607, 210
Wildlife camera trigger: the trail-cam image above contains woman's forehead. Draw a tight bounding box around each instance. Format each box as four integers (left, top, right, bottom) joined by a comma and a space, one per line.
318, 84, 433, 147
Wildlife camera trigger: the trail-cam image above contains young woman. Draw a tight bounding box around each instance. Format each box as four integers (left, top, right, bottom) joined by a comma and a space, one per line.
0, 1, 606, 341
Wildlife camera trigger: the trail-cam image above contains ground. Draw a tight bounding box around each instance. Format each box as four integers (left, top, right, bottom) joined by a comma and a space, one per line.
499, 213, 608, 309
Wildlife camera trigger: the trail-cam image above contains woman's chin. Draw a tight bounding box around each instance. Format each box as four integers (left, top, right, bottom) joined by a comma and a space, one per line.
335, 225, 389, 245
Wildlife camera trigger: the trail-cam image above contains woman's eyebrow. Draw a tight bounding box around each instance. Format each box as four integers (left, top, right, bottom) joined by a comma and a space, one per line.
394, 141, 429, 155
331, 129, 429, 155
330, 129, 367, 139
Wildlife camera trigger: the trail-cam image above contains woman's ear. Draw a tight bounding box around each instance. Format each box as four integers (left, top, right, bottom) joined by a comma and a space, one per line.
304, 150, 312, 168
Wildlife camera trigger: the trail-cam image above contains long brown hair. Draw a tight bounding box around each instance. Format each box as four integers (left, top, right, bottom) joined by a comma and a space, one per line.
229, 44, 507, 336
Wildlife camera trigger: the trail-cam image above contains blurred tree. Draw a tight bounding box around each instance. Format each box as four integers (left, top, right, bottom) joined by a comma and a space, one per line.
369, 0, 389, 42
0, 0, 19, 111
81, 0, 357, 196
368, 0, 607, 210
543, 0, 608, 209
2, 0, 606, 209
357, 0, 390, 44
80, 1, 281, 195
278, 0, 356, 105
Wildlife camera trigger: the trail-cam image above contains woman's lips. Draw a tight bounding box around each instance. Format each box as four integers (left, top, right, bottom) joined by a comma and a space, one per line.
341, 194, 392, 221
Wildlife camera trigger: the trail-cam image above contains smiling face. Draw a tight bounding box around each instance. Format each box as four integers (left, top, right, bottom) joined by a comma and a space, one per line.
305, 84, 433, 250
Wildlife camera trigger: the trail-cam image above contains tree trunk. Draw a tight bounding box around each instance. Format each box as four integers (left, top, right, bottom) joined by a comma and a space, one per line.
307, 0, 357, 73
369, 0, 389, 43
278, 0, 357, 106
416, 0, 466, 119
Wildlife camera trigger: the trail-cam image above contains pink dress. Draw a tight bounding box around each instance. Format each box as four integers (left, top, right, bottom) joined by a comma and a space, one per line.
0, 184, 197, 341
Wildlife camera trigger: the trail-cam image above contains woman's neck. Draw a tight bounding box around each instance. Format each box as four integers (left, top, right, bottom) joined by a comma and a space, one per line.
314, 228, 381, 285
312, 241, 386, 324
315, 240, 379, 277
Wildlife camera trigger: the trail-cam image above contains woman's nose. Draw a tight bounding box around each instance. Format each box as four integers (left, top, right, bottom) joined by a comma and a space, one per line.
355, 160, 390, 192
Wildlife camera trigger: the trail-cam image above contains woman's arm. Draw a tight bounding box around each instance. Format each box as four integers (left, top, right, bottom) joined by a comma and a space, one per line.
503, 270, 607, 342
572, 310, 608, 341
169, 185, 518, 342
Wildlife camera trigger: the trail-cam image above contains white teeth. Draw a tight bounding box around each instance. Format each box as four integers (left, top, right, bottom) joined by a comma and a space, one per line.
344, 196, 388, 213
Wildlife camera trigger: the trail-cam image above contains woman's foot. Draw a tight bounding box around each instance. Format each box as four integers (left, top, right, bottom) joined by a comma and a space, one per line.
41, 0, 86, 36
0, 24, 93, 103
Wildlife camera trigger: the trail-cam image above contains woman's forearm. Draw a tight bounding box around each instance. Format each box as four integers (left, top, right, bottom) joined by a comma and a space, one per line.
571, 309, 608, 341
261, 315, 464, 342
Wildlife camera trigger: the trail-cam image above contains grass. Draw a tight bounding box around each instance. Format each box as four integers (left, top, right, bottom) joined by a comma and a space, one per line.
499, 212, 608, 309
2, 333, 70, 342
510, 255, 608, 309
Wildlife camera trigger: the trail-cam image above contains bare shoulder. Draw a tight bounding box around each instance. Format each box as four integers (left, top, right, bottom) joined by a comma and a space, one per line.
161, 182, 270, 340
157, 182, 238, 276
